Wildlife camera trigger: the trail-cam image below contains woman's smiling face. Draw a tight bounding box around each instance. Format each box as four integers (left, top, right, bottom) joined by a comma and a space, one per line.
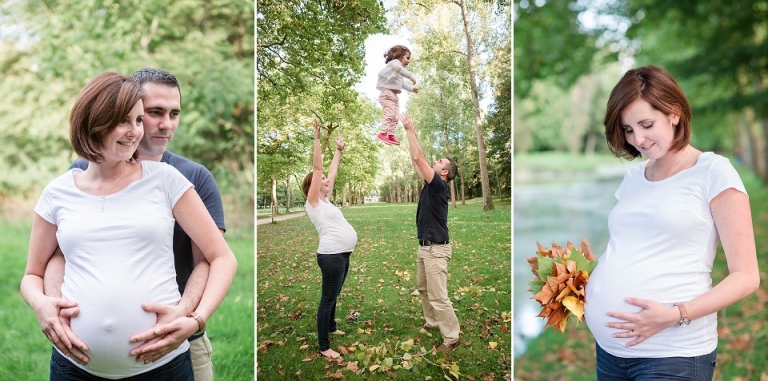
101, 100, 144, 162
620, 98, 680, 160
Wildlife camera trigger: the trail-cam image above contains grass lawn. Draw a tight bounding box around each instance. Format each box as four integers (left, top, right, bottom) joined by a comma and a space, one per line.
256, 198, 511, 380
257, 206, 306, 219
514, 169, 768, 380
0, 212, 254, 380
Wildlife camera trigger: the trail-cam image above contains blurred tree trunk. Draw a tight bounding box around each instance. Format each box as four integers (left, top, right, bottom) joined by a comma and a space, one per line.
455, 0, 493, 211
441, 93, 457, 209
271, 178, 277, 220
285, 176, 291, 212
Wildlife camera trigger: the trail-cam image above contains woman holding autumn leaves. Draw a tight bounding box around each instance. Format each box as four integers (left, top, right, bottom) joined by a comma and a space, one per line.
584, 66, 759, 380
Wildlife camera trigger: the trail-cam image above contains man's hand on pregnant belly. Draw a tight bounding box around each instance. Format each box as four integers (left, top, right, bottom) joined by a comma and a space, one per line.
129, 302, 199, 363
605, 297, 681, 347
57, 306, 90, 365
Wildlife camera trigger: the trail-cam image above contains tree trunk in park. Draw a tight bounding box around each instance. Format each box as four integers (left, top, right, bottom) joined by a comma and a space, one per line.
584, 133, 596, 156
396, 177, 402, 203
456, 141, 466, 205
455, 0, 494, 211
735, 113, 751, 172
441, 93, 457, 209
750, 71, 768, 184
285, 174, 292, 212
271, 178, 278, 221
493, 164, 502, 201
759, 118, 768, 185
741, 109, 761, 175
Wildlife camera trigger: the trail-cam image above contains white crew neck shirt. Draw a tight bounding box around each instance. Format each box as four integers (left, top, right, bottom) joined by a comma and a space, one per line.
35, 160, 192, 378
585, 152, 746, 358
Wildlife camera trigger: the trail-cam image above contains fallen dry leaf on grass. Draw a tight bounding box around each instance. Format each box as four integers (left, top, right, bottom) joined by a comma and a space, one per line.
345, 361, 360, 373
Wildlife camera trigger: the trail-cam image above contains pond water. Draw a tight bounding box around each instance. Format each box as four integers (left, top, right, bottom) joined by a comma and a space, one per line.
513, 177, 622, 356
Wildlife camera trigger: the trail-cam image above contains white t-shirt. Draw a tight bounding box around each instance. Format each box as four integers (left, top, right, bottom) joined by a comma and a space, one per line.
585, 152, 746, 358
306, 198, 358, 254
376, 59, 416, 93
35, 161, 192, 378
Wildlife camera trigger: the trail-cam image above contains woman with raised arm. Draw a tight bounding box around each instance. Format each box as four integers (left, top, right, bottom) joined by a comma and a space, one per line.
301, 119, 358, 360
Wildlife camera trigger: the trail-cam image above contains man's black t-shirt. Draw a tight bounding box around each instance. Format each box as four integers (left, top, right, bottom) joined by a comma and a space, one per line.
416, 171, 449, 242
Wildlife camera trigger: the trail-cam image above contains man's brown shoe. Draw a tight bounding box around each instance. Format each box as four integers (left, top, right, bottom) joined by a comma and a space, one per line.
435, 340, 460, 353
416, 324, 437, 332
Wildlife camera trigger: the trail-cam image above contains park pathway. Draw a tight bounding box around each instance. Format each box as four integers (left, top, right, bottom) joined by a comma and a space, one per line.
256, 211, 306, 226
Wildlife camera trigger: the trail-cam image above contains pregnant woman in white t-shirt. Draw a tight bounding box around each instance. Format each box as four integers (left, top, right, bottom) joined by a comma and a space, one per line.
21, 72, 237, 380
585, 66, 759, 381
302, 119, 358, 360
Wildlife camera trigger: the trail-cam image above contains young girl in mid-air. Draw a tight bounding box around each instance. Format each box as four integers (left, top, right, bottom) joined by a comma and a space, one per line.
376, 45, 419, 145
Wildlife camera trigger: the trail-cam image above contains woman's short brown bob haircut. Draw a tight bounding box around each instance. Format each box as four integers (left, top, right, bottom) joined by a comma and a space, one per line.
604, 66, 692, 160
70, 72, 144, 163
302, 171, 314, 198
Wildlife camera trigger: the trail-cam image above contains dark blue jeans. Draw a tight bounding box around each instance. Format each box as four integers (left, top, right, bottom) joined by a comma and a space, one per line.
316, 252, 351, 351
50, 347, 193, 381
596, 342, 716, 381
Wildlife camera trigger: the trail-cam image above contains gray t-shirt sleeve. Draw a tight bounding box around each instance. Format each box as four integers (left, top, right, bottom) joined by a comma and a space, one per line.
193, 166, 226, 232
69, 158, 89, 171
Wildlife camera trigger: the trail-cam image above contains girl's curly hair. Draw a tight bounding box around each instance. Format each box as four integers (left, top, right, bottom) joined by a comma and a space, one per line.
384, 45, 411, 63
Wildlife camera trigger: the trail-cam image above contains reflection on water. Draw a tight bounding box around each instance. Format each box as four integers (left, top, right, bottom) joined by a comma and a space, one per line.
514, 177, 621, 356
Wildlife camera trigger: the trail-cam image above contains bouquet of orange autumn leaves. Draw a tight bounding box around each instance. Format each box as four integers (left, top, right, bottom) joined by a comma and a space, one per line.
527, 239, 598, 333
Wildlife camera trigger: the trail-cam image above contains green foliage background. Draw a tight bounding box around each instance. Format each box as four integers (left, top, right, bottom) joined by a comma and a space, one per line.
257, 0, 511, 211
514, 0, 768, 378
0, 0, 254, 203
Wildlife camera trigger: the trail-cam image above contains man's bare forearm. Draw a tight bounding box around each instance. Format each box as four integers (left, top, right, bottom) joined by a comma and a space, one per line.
44, 247, 65, 298
179, 241, 211, 314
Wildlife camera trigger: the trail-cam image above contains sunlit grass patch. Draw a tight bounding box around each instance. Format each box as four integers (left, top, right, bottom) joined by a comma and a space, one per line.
256, 198, 511, 380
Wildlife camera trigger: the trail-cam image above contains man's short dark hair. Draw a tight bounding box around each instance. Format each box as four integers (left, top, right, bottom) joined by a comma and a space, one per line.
444, 157, 457, 182
131, 68, 182, 100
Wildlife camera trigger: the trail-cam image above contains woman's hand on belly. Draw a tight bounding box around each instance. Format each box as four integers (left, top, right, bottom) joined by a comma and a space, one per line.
31, 296, 90, 365
605, 297, 681, 346
129, 302, 199, 363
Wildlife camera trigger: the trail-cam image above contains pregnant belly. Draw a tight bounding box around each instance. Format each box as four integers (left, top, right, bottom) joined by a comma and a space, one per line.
68, 291, 158, 377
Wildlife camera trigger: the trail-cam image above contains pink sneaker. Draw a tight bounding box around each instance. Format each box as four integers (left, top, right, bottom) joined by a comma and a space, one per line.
388, 135, 401, 145
377, 132, 393, 145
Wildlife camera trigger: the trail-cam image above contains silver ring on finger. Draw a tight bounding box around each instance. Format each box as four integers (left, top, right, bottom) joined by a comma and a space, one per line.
631, 330, 635, 337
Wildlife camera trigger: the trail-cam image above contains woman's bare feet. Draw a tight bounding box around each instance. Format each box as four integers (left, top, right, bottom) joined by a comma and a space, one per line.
319, 348, 341, 359
330, 329, 345, 336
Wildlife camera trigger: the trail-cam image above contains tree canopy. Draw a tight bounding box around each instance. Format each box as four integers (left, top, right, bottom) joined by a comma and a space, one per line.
0, 0, 254, 201
256, 0, 508, 212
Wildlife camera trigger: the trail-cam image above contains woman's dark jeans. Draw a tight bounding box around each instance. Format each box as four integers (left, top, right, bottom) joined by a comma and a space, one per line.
596, 342, 716, 381
316, 252, 351, 351
50, 347, 193, 381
